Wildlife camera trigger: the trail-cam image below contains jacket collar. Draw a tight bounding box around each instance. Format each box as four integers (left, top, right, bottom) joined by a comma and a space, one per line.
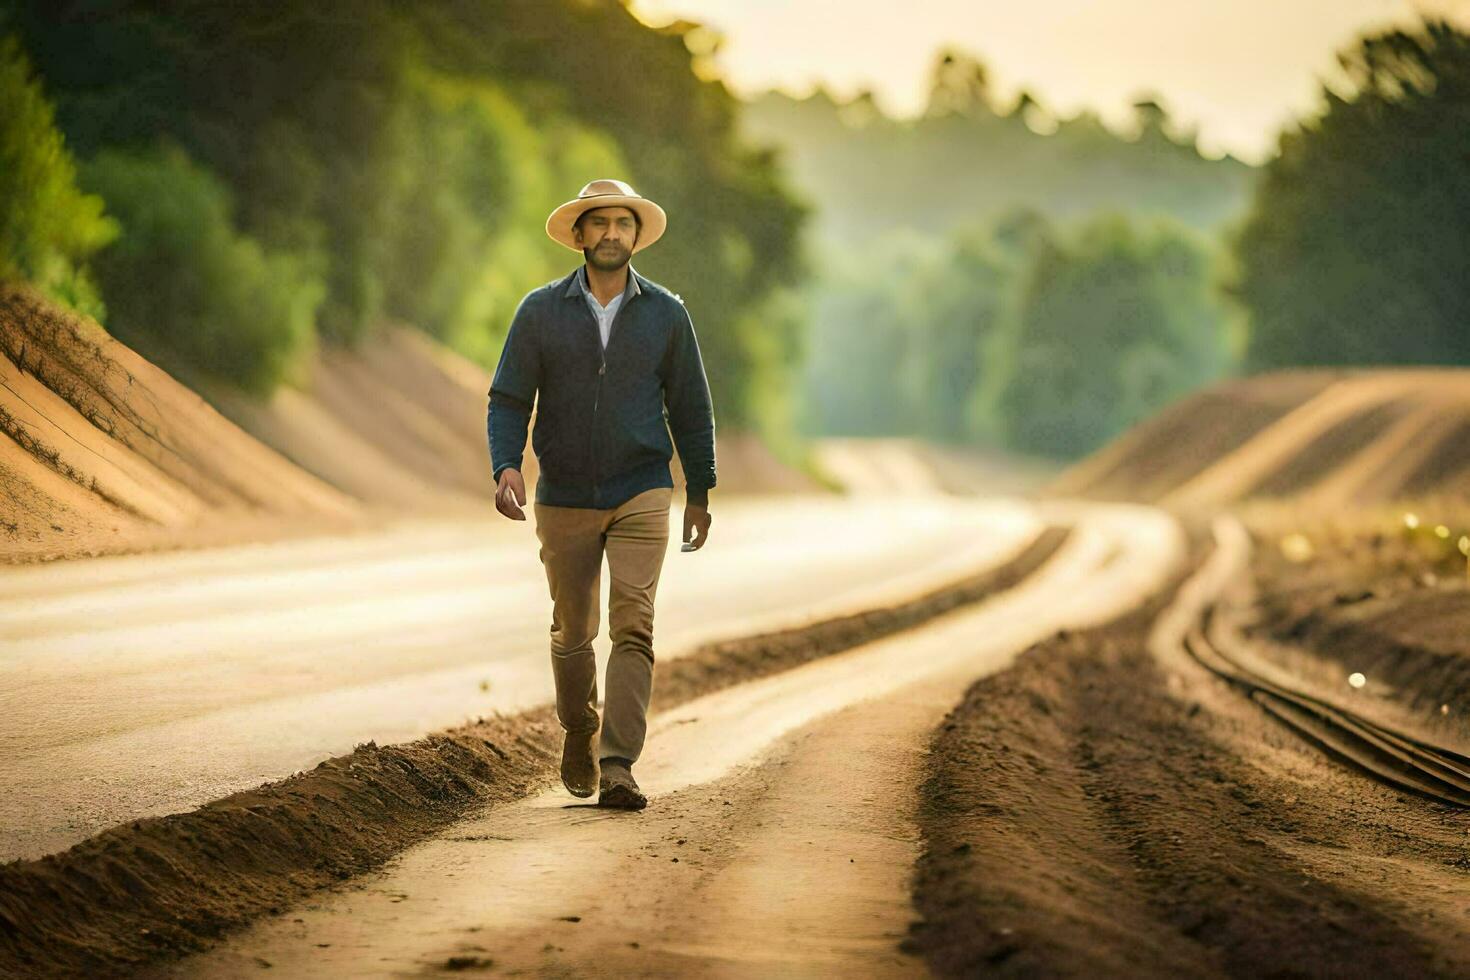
563, 263, 644, 301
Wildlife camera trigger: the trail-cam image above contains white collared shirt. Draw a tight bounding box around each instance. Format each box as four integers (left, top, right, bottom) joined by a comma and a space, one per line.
576, 264, 638, 350
585, 289, 624, 350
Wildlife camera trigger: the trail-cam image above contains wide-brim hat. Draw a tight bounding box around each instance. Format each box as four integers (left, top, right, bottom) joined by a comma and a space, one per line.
546, 179, 667, 255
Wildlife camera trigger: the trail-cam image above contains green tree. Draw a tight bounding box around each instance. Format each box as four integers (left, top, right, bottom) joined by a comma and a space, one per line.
906, 227, 1013, 441
10, 2, 808, 429
993, 214, 1232, 457
378, 68, 629, 364
1233, 20, 1470, 368
81, 146, 322, 394
0, 33, 114, 315
799, 237, 934, 437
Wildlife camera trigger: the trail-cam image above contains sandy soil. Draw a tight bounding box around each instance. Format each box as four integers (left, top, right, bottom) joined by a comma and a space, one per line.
899, 382, 1470, 976
1244, 506, 1470, 756
0, 283, 359, 562
165, 669, 969, 979
910, 552, 1470, 977
0, 511, 1069, 976
1051, 370, 1470, 510
1049, 371, 1340, 502
197, 325, 498, 511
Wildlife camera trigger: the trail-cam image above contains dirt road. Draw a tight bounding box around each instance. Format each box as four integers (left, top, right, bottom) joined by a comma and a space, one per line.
0, 495, 1040, 861
151, 503, 1183, 977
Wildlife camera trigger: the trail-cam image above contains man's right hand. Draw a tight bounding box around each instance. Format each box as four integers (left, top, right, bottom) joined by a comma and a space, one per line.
495, 468, 527, 521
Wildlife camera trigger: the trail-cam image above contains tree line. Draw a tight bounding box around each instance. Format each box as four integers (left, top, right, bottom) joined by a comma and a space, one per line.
801, 209, 1236, 458
4, 8, 1466, 460
782, 20, 1470, 457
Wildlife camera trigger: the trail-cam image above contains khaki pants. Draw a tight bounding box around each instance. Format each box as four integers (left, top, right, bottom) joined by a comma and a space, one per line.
534, 487, 672, 765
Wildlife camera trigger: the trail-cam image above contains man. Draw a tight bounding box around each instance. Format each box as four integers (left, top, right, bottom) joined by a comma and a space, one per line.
486, 179, 716, 811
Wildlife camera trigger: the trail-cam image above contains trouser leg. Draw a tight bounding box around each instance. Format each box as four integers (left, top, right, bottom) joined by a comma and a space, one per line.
534, 503, 605, 735
599, 487, 673, 765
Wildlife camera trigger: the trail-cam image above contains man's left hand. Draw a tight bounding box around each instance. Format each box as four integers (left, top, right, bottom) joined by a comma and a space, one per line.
682, 503, 711, 551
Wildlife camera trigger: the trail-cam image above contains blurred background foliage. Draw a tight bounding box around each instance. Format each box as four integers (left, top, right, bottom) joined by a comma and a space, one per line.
1231, 21, 1470, 372
0, 3, 1466, 460
0, 34, 114, 320
0, 0, 805, 434
801, 210, 1236, 458
79, 144, 323, 394
749, 47, 1253, 458
746, 20, 1469, 458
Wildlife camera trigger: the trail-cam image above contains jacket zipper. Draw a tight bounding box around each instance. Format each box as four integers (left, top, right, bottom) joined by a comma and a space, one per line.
584, 283, 635, 508
592, 350, 605, 504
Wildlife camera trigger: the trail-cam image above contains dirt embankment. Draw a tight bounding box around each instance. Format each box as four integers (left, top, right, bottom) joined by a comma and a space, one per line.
199, 326, 503, 512
199, 315, 827, 507
1051, 370, 1470, 511
0, 283, 359, 562
944, 367, 1470, 977
0, 526, 1066, 977
908, 577, 1470, 978
1048, 371, 1340, 502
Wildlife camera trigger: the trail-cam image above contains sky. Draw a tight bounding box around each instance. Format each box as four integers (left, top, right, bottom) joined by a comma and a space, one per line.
629, 0, 1470, 163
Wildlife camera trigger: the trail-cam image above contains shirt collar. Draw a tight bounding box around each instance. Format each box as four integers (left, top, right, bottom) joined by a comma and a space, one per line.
566, 263, 642, 302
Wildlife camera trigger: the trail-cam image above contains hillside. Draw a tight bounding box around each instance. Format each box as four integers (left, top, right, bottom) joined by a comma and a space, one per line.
0, 283, 359, 562
1050, 369, 1470, 509
198, 327, 497, 513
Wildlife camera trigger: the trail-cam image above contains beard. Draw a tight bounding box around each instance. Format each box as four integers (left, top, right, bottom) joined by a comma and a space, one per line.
584, 240, 632, 271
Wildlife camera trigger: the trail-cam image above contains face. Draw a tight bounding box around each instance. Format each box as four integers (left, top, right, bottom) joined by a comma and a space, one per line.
574, 206, 639, 271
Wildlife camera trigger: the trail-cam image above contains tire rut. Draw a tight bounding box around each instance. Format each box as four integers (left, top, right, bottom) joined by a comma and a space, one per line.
911, 569, 1470, 977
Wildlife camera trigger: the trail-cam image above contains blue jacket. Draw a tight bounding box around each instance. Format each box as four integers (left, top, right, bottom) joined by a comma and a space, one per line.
486, 265, 716, 509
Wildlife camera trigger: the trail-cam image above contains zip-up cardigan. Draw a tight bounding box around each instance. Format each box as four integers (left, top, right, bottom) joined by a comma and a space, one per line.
486, 265, 716, 510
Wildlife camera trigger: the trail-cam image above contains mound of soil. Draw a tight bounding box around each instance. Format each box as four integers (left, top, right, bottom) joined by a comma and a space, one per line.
1398, 417, 1470, 500
1052, 370, 1470, 510
0, 283, 358, 562
908, 577, 1470, 977
1048, 371, 1339, 502
199, 325, 496, 511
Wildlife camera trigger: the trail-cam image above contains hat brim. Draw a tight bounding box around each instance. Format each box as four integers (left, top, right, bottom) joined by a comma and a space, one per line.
546, 194, 667, 254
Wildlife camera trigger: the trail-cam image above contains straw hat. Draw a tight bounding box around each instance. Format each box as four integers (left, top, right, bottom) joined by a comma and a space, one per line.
545, 179, 668, 255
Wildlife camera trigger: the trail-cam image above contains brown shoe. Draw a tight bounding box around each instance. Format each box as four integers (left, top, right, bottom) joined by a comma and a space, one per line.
561, 728, 599, 798
597, 759, 647, 810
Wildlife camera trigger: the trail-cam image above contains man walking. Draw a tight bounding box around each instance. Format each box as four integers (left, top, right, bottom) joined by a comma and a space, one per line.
486, 179, 716, 810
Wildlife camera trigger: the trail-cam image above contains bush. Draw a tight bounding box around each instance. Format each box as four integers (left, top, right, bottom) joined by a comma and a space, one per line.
0, 34, 115, 316
81, 146, 322, 394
